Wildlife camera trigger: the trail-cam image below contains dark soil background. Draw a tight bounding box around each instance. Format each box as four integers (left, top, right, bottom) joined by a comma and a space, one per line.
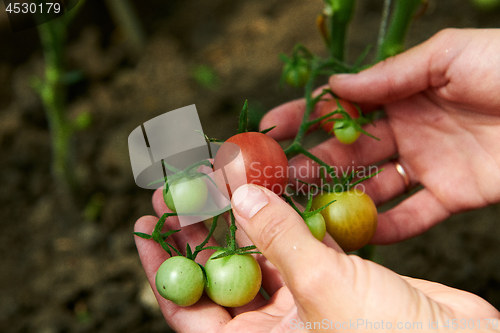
0, 1, 499, 332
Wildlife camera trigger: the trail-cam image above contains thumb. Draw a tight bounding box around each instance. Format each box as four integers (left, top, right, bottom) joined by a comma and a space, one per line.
231, 184, 335, 289
329, 29, 455, 104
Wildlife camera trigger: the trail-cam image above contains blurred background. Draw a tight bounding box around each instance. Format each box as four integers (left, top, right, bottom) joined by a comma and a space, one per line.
0, 0, 499, 332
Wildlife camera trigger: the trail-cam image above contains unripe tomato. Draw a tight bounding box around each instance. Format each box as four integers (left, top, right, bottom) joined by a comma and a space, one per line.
312, 189, 377, 252
155, 256, 205, 307
304, 213, 326, 241
204, 251, 262, 307
333, 119, 361, 145
164, 176, 208, 214
283, 58, 310, 88
213, 132, 289, 196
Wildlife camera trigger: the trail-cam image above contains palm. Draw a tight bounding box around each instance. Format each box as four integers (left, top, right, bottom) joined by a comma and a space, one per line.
219, 287, 296, 333
387, 92, 500, 216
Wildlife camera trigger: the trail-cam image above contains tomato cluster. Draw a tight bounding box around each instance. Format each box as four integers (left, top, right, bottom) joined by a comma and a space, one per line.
146, 115, 379, 308
155, 252, 262, 308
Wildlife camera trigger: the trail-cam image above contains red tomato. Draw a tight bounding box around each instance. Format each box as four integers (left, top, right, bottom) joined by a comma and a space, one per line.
318, 99, 358, 133
213, 132, 289, 196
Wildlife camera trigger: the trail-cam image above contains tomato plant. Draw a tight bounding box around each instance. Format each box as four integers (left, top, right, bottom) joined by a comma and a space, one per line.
312, 189, 377, 252
204, 250, 262, 308
164, 175, 208, 214
213, 132, 289, 196
155, 256, 205, 307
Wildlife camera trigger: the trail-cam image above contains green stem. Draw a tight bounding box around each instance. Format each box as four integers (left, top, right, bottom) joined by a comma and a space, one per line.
376, 0, 392, 55
192, 215, 219, 259
326, 0, 356, 61
104, 0, 145, 54
229, 210, 237, 252
38, 20, 76, 191
376, 0, 423, 61
284, 67, 317, 157
296, 146, 339, 184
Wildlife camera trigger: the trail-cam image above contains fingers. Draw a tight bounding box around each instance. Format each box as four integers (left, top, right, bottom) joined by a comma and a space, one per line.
231, 185, 342, 292
134, 216, 231, 332
400, 276, 500, 320
371, 188, 451, 244
260, 99, 306, 141
359, 161, 413, 206
329, 29, 455, 104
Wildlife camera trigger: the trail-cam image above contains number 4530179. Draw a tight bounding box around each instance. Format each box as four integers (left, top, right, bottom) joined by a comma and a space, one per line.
5, 2, 62, 15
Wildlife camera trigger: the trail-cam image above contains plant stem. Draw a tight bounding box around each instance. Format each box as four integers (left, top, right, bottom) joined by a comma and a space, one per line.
229, 210, 237, 252
104, 0, 145, 54
377, 0, 392, 54
326, 0, 356, 61
376, 0, 423, 61
284, 66, 317, 157
38, 20, 76, 191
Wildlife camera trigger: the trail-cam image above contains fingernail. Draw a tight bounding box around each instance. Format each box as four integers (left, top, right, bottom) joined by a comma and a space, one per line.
232, 185, 269, 219
330, 73, 353, 83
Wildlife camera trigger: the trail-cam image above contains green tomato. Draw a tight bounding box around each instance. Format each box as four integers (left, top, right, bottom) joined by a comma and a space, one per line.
334, 119, 361, 145
164, 176, 208, 214
283, 58, 310, 88
155, 256, 205, 307
204, 251, 262, 307
304, 213, 326, 241
312, 189, 377, 252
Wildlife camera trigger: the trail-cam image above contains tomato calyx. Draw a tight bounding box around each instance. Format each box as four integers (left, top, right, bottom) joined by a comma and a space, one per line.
209, 210, 260, 260
283, 194, 334, 221
237, 99, 276, 135
134, 212, 181, 257
134, 212, 221, 261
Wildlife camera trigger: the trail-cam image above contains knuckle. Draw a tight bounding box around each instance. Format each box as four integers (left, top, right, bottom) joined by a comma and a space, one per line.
255, 211, 293, 255
291, 259, 331, 303
433, 27, 457, 41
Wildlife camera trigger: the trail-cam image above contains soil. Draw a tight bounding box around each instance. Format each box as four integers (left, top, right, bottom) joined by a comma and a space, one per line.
0, 0, 499, 332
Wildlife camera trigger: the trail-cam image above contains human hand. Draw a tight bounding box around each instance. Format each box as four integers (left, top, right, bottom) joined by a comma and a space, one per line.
134, 188, 293, 332
261, 28, 500, 244
135, 185, 500, 332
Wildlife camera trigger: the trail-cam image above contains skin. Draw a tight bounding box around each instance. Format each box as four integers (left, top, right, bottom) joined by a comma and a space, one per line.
135, 29, 500, 332
261, 28, 500, 244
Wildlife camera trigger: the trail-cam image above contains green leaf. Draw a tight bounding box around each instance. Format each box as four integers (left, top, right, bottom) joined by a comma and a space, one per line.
160, 229, 180, 239
211, 251, 234, 260
308, 200, 335, 216
237, 245, 258, 252
191, 64, 219, 89
133, 232, 152, 239
260, 126, 276, 135
186, 243, 193, 259
238, 99, 249, 133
